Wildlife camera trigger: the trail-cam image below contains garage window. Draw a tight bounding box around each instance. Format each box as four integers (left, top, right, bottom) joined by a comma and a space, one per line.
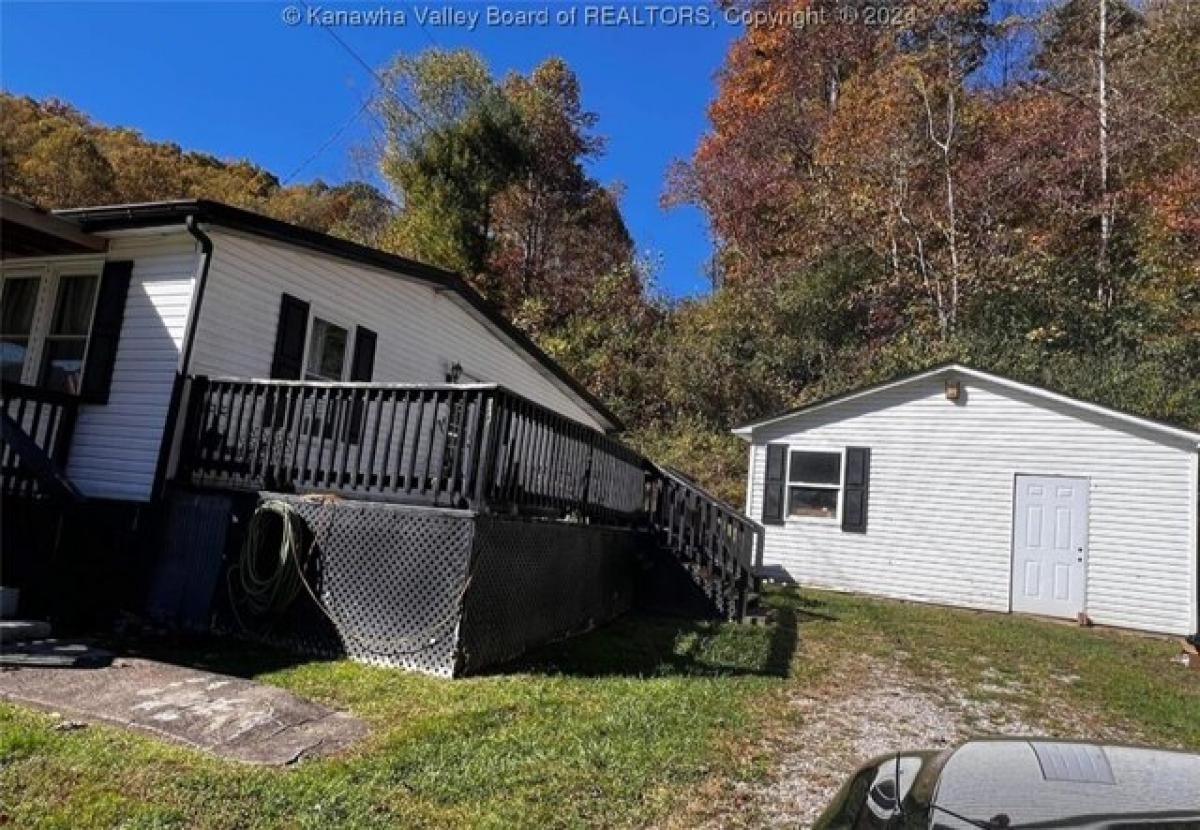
787, 450, 842, 519
304, 317, 350, 381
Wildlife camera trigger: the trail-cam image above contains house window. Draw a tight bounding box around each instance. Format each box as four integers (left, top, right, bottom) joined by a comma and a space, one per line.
304, 317, 349, 381
40, 274, 99, 393
0, 275, 41, 385
1, 265, 102, 392
787, 449, 842, 519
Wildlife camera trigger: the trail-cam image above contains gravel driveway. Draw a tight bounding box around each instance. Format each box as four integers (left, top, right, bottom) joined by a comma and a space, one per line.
702, 655, 1138, 828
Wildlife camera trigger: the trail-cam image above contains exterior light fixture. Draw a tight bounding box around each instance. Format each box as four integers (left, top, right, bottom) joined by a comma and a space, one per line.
945, 379, 962, 401
446, 362, 463, 383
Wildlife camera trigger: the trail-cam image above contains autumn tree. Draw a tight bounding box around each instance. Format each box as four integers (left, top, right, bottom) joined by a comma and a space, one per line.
0, 93, 394, 243
661, 0, 1199, 495
373, 49, 635, 326
494, 58, 633, 327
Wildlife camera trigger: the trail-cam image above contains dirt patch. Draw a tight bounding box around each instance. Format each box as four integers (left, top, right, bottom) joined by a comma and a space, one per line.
701, 657, 1139, 828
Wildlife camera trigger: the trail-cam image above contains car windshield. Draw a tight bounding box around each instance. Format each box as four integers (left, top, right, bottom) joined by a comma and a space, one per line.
930, 742, 1200, 828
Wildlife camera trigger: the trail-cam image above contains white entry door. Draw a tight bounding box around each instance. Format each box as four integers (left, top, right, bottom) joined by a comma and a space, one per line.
1011, 475, 1088, 619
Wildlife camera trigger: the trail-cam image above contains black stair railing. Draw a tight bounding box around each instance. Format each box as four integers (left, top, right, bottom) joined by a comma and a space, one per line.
646, 466, 761, 620
0, 382, 81, 500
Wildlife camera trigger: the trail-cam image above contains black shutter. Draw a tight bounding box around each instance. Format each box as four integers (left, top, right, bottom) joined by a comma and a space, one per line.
762, 443, 787, 525
842, 447, 871, 533
270, 293, 310, 379
79, 260, 133, 403
265, 293, 309, 429
349, 327, 377, 381
347, 327, 377, 443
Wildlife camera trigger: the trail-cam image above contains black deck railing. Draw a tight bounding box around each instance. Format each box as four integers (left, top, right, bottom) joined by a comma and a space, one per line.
178, 377, 647, 523
646, 467, 761, 619
176, 376, 760, 619
0, 382, 80, 499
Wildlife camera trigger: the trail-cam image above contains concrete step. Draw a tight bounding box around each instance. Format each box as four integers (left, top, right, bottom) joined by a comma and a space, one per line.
0, 619, 52, 644
0, 639, 112, 669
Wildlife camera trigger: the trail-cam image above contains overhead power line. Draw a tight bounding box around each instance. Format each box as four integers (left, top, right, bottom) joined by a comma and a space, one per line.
280, 1, 439, 185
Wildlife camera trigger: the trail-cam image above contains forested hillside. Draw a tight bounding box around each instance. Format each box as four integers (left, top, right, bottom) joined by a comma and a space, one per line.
655, 0, 1200, 496
2, 0, 1197, 503
0, 95, 396, 246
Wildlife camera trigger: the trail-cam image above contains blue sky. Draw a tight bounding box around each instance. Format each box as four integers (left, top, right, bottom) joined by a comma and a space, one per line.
1, 2, 743, 297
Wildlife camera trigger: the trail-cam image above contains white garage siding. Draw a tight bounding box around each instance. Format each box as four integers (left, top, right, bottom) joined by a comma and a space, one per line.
745, 373, 1198, 636
186, 229, 607, 431
66, 234, 199, 500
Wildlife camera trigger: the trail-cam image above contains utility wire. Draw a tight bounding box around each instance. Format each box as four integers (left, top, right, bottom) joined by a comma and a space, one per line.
280, 1, 440, 185
303, 1, 436, 132
281, 96, 374, 185
407, 1, 441, 48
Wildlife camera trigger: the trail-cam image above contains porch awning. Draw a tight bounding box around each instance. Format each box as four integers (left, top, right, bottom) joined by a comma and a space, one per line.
1, 197, 108, 259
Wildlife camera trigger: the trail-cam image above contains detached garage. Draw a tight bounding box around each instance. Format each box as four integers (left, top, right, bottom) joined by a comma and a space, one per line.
734, 363, 1199, 636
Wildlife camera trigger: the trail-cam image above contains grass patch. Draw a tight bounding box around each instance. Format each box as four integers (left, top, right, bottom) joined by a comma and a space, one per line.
0, 615, 786, 829
2, 588, 1197, 828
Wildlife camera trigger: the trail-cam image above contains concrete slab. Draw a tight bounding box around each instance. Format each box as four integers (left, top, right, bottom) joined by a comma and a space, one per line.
0, 656, 367, 765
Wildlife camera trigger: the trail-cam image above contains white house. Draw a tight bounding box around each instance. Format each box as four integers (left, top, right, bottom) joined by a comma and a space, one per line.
734, 364, 1200, 636
1, 198, 621, 503
2, 197, 758, 648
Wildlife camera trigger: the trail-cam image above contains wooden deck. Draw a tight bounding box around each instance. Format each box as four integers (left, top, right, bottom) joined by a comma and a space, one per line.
176, 376, 762, 618
0, 375, 763, 620
177, 377, 646, 523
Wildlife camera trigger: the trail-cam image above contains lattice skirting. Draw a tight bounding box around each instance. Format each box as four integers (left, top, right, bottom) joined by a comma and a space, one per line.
171, 492, 645, 677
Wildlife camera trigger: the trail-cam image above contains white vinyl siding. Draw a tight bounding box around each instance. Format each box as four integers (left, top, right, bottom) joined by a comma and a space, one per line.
747, 374, 1198, 636
65, 235, 199, 500
187, 229, 607, 430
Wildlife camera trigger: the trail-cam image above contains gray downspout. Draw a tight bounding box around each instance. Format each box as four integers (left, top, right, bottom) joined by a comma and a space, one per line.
149, 216, 214, 498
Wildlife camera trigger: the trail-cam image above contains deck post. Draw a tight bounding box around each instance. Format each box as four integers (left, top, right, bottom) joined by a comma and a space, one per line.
472, 392, 498, 512
177, 375, 209, 481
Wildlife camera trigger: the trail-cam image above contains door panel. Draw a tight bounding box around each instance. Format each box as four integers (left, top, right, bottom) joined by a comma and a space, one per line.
1012, 475, 1088, 619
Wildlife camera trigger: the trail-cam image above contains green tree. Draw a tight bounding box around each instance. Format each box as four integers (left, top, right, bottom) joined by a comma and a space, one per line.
375, 49, 531, 285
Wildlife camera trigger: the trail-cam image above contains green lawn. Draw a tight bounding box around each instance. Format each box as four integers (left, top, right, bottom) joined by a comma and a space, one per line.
2, 588, 1197, 829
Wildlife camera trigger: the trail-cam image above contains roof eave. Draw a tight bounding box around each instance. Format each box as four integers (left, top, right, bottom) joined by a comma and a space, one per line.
732, 362, 1200, 446
733, 362, 963, 434
2, 196, 109, 257
53, 200, 624, 432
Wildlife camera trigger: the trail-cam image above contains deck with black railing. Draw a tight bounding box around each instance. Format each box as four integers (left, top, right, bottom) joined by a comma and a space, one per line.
175, 375, 761, 620
0, 375, 762, 619
178, 377, 647, 524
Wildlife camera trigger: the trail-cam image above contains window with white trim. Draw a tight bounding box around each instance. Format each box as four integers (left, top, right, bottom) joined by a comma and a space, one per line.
0, 274, 41, 385
787, 449, 842, 519
40, 274, 99, 393
0, 264, 102, 393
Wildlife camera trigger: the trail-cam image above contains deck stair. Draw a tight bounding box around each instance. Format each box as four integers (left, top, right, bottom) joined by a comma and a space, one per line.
645, 465, 762, 620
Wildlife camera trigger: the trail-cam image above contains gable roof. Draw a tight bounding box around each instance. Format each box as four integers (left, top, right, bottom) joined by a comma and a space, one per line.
51, 199, 622, 432
732, 362, 1200, 446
